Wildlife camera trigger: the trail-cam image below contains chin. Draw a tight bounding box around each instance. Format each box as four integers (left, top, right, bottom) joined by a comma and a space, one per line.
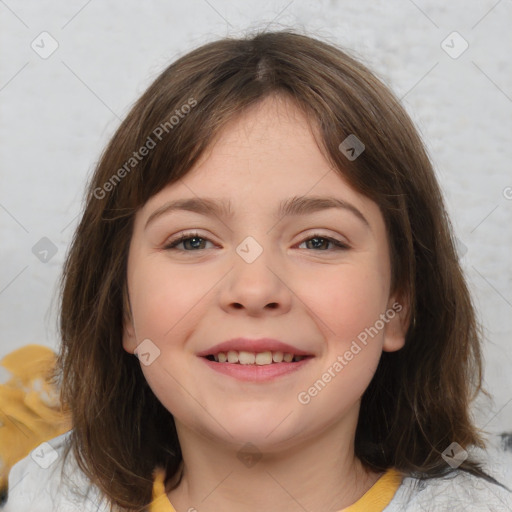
208, 412, 305, 450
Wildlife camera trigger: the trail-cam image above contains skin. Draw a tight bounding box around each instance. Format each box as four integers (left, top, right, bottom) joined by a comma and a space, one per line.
123, 94, 408, 512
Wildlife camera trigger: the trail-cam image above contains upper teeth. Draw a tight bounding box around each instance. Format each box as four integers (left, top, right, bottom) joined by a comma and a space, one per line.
213, 350, 304, 365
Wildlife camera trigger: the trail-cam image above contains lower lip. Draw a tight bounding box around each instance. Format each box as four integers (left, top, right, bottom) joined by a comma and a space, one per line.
201, 357, 312, 381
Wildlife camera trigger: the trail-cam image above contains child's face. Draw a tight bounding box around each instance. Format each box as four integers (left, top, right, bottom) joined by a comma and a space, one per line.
123, 95, 406, 451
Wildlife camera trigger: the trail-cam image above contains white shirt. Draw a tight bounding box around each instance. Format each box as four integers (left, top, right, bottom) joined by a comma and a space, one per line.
3, 431, 512, 511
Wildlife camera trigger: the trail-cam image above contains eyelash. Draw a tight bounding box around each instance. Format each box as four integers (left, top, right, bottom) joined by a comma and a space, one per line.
163, 231, 350, 252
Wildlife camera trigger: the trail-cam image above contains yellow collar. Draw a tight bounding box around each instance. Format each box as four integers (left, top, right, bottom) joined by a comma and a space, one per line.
340, 468, 403, 511
149, 467, 403, 512
149, 468, 176, 512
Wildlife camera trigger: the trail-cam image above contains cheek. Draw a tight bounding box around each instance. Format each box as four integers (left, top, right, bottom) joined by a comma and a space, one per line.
299, 260, 389, 341
129, 257, 208, 340
128, 258, 208, 422
298, 260, 390, 412
139, 361, 199, 429
295, 267, 387, 416
295, 260, 389, 401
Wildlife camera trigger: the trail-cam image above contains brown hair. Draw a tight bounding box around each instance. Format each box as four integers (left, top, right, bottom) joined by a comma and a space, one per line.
58, 29, 493, 510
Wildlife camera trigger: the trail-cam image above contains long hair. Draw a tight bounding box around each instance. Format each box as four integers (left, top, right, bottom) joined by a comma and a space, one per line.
58, 29, 490, 510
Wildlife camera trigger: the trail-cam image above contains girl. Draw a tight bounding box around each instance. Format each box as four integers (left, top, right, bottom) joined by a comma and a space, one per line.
5, 29, 512, 511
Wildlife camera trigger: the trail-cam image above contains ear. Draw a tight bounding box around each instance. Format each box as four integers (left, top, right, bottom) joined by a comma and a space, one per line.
382, 294, 410, 353
122, 285, 138, 354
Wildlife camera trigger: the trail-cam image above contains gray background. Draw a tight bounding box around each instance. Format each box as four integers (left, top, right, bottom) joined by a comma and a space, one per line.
1, 0, 511, 466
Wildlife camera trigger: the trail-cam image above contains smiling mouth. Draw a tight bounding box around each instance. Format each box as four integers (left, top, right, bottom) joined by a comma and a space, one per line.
203, 350, 312, 365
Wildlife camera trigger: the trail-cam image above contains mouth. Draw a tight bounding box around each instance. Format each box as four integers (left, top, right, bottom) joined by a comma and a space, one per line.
197, 338, 314, 381
203, 350, 312, 365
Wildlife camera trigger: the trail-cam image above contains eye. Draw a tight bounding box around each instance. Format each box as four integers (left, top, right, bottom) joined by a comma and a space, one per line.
163, 232, 215, 251
298, 234, 349, 251
163, 232, 350, 252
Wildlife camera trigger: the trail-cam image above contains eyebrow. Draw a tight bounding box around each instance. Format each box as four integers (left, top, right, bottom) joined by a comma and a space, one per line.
145, 195, 370, 229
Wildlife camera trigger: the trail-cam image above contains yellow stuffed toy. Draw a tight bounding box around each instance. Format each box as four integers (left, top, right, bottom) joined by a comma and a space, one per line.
0, 345, 72, 502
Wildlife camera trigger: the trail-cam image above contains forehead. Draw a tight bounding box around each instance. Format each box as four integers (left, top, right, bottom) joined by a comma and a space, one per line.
191, 94, 322, 175
170, 96, 352, 199
139, 94, 384, 233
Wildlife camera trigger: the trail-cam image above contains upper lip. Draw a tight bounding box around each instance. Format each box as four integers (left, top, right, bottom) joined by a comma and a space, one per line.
197, 337, 313, 357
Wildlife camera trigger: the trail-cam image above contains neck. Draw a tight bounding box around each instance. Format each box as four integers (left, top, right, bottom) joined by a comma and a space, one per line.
166, 409, 382, 512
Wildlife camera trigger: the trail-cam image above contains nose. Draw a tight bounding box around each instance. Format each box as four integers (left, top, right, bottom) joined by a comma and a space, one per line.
219, 241, 293, 317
